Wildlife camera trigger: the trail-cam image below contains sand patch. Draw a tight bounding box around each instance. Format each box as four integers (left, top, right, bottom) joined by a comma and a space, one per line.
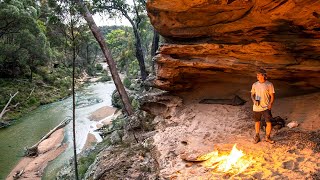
7, 129, 67, 180
151, 91, 320, 179
89, 106, 117, 121
82, 133, 97, 151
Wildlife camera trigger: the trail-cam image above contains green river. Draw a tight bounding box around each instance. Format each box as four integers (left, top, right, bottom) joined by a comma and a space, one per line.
0, 81, 115, 179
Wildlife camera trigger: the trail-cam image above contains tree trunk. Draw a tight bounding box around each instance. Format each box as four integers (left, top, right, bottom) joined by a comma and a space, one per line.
30, 68, 33, 83
151, 28, 159, 75
76, 0, 133, 116
70, 5, 79, 179
86, 43, 90, 65
122, 11, 148, 81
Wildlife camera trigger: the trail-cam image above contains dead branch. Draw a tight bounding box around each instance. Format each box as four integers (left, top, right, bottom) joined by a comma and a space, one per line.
0, 91, 19, 119
25, 117, 71, 157
0, 87, 34, 122
26, 87, 35, 100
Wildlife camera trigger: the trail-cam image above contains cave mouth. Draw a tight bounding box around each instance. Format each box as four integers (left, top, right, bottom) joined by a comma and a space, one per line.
166, 71, 320, 104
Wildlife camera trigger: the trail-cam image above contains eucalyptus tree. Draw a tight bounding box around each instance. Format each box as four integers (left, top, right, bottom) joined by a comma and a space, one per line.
75, 0, 134, 116
131, 0, 160, 74
93, 0, 148, 80
106, 28, 136, 76
0, 0, 52, 81
46, 0, 82, 68
77, 26, 100, 72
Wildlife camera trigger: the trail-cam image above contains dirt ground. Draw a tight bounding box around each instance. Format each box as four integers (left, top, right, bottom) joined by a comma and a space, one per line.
150, 82, 320, 179
16, 81, 319, 179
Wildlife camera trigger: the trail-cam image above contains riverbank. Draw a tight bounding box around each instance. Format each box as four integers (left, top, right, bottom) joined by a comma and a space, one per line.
6, 129, 66, 180
0, 78, 71, 123
0, 69, 104, 124
6, 103, 118, 179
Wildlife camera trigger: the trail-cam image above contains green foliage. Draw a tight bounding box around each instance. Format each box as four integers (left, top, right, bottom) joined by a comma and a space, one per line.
78, 152, 98, 179
0, 76, 71, 120
95, 0, 155, 77
0, 0, 155, 120
0, 0, 52, 79
128, 60, 139, 78
97, 75, 112, 82
97, 114, 126, 139
111, 90, 122, 109
86, 64, 97, 76
111, 115, 126, 130
102, 26, 146, 79
77, 135, 115, 179
38, 1, 101, 78
123, 77, 131, 89
105, 28, 135, 73
111, 90, 134, 109
95, 64, 103, 71
27, 97, 39, 106
131, 98, 140, 110
40, 67, 72, 87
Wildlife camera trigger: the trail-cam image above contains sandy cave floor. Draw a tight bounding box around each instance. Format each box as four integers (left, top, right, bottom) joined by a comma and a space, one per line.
151, 86, 320, 179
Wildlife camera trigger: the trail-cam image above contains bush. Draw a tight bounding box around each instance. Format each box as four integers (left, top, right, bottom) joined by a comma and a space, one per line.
111, 90, 122, 108
28, 97, 38, 105
86, 65, 96, 76
123, 77, 131, 89
96, 64, 103, 71
78, 152, 99, 179
112, 115, 126, 130
131, 98, 140, 110
53, 77, 72, 89
97, 75, 111, 82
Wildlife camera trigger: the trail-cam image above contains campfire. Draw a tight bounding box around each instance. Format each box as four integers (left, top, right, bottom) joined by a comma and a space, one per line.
203, 144, 253, 175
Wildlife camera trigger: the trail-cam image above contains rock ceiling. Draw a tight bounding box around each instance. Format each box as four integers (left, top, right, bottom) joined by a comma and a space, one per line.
147, 0, 320, 90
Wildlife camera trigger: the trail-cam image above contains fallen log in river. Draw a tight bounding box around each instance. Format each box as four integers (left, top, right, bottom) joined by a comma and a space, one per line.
24, 117, 71, 157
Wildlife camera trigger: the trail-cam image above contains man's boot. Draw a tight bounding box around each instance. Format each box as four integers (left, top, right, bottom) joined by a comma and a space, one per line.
265, 135, 275, 144
254, 134, 260, 144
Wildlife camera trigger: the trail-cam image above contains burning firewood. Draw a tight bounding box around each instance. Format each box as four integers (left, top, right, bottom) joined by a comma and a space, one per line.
202, 144, 254, 175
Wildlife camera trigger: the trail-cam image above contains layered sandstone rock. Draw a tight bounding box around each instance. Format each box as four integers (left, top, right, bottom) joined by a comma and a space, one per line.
147, 0, 320, 90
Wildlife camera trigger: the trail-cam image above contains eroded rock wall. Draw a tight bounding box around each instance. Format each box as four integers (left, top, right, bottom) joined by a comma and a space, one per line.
147, 0, 320, 90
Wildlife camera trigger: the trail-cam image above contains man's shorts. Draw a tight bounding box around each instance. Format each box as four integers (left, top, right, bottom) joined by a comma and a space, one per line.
253, 109, 272, 122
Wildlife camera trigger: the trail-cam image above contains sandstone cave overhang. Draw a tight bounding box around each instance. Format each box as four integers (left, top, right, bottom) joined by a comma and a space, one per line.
146, 0, 320, 91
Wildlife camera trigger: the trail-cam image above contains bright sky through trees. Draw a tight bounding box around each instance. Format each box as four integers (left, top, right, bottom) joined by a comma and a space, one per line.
93, 0, 134, 27
93, 13, 131, 26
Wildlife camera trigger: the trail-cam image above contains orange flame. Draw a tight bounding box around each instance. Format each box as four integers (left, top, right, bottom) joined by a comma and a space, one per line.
204, 144, 253, 175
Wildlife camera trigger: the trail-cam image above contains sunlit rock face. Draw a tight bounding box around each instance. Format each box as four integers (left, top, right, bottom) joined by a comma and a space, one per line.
147, 0, 320, 90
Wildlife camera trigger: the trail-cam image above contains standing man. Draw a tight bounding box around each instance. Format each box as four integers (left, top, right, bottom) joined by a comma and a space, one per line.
251, 69, 275, 144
